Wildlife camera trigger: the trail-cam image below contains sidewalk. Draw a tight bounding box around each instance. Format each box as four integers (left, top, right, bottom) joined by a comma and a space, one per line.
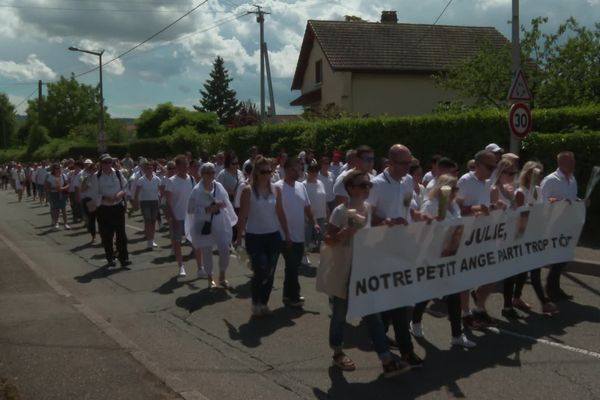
0, 239, 180, 400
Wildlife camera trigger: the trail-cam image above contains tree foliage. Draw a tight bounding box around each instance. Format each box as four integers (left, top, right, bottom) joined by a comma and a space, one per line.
26, 75, 104, 138
435, 17, 600, 109
136, 102, 221, 139
228, 100, 259, 128
26, 124, 51, 154
67, 120, 129, 143
0, 93, 17, 149
195, 56, 239, 125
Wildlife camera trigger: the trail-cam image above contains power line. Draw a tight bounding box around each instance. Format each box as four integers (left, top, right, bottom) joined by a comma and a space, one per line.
71, 0, 210, 79
14, 87, 37, 110
415, 0, 455, 46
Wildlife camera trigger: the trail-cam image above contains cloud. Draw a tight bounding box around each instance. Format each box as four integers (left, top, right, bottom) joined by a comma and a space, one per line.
0, 54, 57, 81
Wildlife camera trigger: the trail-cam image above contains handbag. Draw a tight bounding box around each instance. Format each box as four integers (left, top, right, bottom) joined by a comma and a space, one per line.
316, 242, 353, 299
85, 199, 97, 213
201, 220, 212, 235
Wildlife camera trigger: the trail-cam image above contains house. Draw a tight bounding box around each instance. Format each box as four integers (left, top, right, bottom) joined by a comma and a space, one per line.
290, 11, 510, 116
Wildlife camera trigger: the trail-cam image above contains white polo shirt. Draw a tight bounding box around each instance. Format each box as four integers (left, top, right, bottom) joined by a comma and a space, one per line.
457, 172, 491, 207
540, 169, 578, 202
317, 170, 335, 202
368, 169, 414, 221
136, 174, 161, 201
274, 180, 310, 243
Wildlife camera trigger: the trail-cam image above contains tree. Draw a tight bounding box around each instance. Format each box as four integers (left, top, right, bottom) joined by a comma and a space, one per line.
195, 56, 240, 125
68, 119, 129, 143
26, 75, 103, 138
26, 124, 51, 154
228, 100, 259, 128
434, 39, 512, 109
0, 93, 17, 149
135, 102, 221, 138
435, 17, 600, 110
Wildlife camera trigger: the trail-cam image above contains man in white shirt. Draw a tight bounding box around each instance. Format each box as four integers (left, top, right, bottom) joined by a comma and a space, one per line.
368, 144, 424, 368
166, 154, 205, 278
214, 151, 225, 175
242, 146, 259, 172
328, 151, 344, 178
94, 154, 130, 268
35, 163, 49, 206
275, 157, 320, 308
540, 151, 580, 301
424, 158, 458, 196
456, 150, 498, 329
67, 160, 83, 223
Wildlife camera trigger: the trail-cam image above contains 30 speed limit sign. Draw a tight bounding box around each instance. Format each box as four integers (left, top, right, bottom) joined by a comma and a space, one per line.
509, 103, 532, 139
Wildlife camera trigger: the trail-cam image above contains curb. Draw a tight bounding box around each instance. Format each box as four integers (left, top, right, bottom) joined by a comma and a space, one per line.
566, 259, 600, 278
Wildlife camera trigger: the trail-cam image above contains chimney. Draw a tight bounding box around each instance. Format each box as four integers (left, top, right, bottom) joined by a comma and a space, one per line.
381, 11, 398, 24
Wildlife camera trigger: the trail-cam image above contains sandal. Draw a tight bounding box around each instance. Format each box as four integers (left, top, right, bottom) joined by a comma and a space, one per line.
332, 352, 356, 371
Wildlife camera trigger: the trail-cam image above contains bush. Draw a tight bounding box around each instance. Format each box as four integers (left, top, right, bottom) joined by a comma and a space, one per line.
0, 147, 26, 162
26, 124, 51, 155
159, 109, 222, 136
164, 126, 206, 156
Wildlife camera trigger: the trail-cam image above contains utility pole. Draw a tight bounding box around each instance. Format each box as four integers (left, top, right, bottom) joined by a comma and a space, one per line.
510, 0, 520, 155
38, 80, 42, 125
249, 5, 271, 122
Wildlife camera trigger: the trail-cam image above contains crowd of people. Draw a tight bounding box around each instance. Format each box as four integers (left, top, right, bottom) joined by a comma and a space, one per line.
0, 142, 585, 378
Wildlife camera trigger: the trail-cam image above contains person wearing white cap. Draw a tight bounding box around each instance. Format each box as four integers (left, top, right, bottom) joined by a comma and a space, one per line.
485, 143, 504, 160
79, 159, 98, 243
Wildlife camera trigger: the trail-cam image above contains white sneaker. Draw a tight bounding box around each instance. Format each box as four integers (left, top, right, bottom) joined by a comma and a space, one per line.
451, 334, 476, 348
302, 254, 311, 266
64, 224, 71, 230
178, 265, 187, 277
53, 223, 59, 230
152, 241, 158, 248
410, 321, 425, 338
197, 267, 208, 279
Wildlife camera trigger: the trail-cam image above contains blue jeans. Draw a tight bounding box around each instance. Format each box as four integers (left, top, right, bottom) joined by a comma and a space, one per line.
245, 232, 281, 306
281, 241, 304, 301
329, 296, 392, 359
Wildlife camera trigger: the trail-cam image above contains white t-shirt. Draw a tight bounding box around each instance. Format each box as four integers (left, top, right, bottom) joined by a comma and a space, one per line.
329, 203, 371, 230
245, 186, 280, 235
275, 180, 310, 243
422, 171, 434, 187
136, 174, 161, 201
368, 169, 414, 221
216, 168, 244, 196
329, 163, 342, 179
35, 167, 49, 185
166, 174, 194, 221
79, 170, 97, 198
304, 180, 327, 219
317, 170, 335, 202
67, 170, 81, 193
46, 174, 66, 192
457, 172, 491, 207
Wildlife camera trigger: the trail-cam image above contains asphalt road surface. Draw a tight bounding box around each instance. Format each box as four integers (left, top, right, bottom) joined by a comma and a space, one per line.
0, 190, 598, 400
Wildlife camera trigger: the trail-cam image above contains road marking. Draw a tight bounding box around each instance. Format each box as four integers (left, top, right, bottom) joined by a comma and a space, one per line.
126, 223, 144, 231
0, 230, 210, 400
488, 327, 600, 360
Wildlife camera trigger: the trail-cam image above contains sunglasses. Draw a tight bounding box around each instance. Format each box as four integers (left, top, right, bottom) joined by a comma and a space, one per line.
259, 169, 272, 175
352, 181, 373, 189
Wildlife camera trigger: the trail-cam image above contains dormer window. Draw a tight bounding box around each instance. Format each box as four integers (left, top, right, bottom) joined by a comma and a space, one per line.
315, 60, 323, 84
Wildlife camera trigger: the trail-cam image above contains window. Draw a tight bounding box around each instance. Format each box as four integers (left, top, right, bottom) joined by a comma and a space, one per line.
315, 60, 323, 84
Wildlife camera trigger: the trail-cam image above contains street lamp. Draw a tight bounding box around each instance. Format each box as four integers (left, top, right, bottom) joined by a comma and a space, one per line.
68, 46, 106, 153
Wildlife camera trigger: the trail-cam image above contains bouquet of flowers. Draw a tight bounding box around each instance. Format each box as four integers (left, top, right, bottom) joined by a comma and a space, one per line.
347, 208, 367, 229
438, 185, 452, 220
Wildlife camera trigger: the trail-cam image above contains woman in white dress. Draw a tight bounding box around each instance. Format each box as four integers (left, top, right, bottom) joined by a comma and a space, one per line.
186, 163, 237, 289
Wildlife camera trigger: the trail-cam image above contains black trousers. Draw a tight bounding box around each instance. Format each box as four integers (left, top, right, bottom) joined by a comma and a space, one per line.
547, 262, 566, 295
413, 294, 462, 338
383, 306, 414, 356
81, 198, 97, 238
97, 204, 128, 263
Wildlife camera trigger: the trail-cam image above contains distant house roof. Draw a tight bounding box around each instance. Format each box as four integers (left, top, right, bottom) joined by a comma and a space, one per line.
291, 20, 510, 90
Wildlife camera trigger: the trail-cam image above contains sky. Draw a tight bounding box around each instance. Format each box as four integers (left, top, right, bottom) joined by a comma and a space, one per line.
1, 0, 599, 118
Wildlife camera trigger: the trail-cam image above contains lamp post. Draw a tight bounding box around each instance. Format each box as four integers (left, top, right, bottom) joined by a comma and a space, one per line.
68, 46, 106, 153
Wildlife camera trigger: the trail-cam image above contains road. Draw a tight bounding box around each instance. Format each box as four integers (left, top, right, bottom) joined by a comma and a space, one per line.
0, 189, 599, 400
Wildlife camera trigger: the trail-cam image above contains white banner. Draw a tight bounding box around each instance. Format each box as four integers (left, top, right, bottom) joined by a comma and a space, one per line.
346, 202, 586, 320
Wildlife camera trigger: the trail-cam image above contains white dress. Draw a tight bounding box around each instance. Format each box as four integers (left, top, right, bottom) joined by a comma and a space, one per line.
185, 181, 237, 248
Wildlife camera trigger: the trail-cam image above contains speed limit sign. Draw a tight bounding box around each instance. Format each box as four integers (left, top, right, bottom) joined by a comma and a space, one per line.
509, 103, 532, 139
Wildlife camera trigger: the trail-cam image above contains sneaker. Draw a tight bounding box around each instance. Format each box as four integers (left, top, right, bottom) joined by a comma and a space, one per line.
152, 241, 158, 248
512, 297, 532, 311
301, 254, 311, 266
260, 305, 273, 316
106, 259, 117, 268
53, 223, 60, 230
208, 280, 217, 289
251, 305, 263, 319
410, 321, 425, 338
473, 310, 499, 327
382, 359, 411, 378
462, 314, 482, 330
542, 302, 560, 315
178, 265, 187, 277
401, 352, 424, 369
501, 308, 523, 320
196, 267, 208, 279
283, 296, 305, 308
64, 224, 71, 230
451, 334, 477, 348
